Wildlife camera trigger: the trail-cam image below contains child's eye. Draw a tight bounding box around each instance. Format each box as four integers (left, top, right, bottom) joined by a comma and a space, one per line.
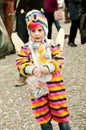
38, 29, 43, 32
31, 30, 35, 32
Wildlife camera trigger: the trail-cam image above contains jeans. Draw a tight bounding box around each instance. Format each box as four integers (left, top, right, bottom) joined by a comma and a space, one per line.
40, 122, 71, 130
68, 20, 80, 43
41, 121, 53, 130
58, 122, 71, 130
45, 12, 54, 39
54, 19, 61, 31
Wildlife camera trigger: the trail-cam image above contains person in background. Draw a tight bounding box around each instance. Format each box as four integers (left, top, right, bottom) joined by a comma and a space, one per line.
14, 0, 29, 86
78, 0, 86, 44
14, 0, 45, 86
3, 0, 14, 37
54, 16, 62, 31
44, 0, 62, 39
44, 0, 69, 39
68, 0, 80, 47
16, 9, 71, 130
14, 0, 29, 43
64, 0, 70, 23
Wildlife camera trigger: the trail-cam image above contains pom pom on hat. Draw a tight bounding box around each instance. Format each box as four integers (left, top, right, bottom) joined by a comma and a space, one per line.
25, 9, 48, 38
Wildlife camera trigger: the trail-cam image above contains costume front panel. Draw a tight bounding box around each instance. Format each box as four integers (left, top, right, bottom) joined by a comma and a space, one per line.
31, 73, 70, 124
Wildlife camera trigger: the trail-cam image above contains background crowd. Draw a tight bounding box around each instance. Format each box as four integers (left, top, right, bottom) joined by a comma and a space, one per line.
0, 0, 86, 82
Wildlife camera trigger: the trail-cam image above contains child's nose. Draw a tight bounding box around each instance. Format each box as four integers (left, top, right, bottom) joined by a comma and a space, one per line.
35, 31, 39, 35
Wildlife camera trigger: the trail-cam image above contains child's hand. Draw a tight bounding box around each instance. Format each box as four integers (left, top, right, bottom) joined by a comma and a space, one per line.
32, 67, 41, 77
41, 66, 50, 74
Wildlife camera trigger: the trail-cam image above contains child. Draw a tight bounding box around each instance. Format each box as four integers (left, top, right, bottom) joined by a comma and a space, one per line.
16, 9, 71, 130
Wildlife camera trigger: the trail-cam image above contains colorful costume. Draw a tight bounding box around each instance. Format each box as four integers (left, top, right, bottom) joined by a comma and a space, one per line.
16, 10, 70, 125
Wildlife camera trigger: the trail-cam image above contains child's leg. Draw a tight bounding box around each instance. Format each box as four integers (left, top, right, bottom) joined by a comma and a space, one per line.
58, 122, 71, 130
40, 121, 53, 130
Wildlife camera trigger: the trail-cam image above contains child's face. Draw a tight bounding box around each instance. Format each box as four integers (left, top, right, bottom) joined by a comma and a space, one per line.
30, 26, 45, 42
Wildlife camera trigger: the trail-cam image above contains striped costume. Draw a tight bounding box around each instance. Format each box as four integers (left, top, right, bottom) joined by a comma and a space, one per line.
16, 40, 70, 124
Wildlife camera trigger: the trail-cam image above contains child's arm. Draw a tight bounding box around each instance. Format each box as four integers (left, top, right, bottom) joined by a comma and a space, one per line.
42, 28, 65, 74
16, 46, 37, 77
43, 43, 65, 74
52, 43, 65, 69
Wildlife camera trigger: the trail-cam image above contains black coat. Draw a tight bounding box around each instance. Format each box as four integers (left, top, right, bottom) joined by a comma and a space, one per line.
14, 0, 45, 12
68, 0, 80, 20
27, 0, 45, 11
78, 0, 86, 18
14, 0, 27, 11
78, 0, 86, 44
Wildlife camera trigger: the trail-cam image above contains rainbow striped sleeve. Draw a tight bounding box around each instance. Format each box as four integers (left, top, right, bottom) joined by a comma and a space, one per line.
51, 43, 65, 69
15, 46, 34, 77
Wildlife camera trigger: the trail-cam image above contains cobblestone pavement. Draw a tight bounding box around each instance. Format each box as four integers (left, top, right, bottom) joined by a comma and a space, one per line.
0, 19, 86, 130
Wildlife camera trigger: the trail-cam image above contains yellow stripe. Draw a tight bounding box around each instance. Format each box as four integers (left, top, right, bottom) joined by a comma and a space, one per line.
48, 85, 65, 91
52, 111, 69, 117
49, 60, 59, 73
20, 63, 34, 76
19, 50, 26, 55
38, 117, 51, 124
48, 94, 67, 100
34, 109, 49, 117
50, 76, 63, 82
53, 48, 62, 55
32, 100, 47, 108
50, 103, 67, 109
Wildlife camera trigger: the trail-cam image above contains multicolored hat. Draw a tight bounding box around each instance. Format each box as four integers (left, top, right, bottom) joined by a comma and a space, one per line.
25, 9, 48, 38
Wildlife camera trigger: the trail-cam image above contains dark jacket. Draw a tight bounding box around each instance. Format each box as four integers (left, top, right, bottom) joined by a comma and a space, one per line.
78, 0, 86, 44
68, 0, 80, 20
14, 0, 27, 11
78, 0, 86, 19
27, 0, 45, 11
14, 0, 45, 12
64, 0, 69, 8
